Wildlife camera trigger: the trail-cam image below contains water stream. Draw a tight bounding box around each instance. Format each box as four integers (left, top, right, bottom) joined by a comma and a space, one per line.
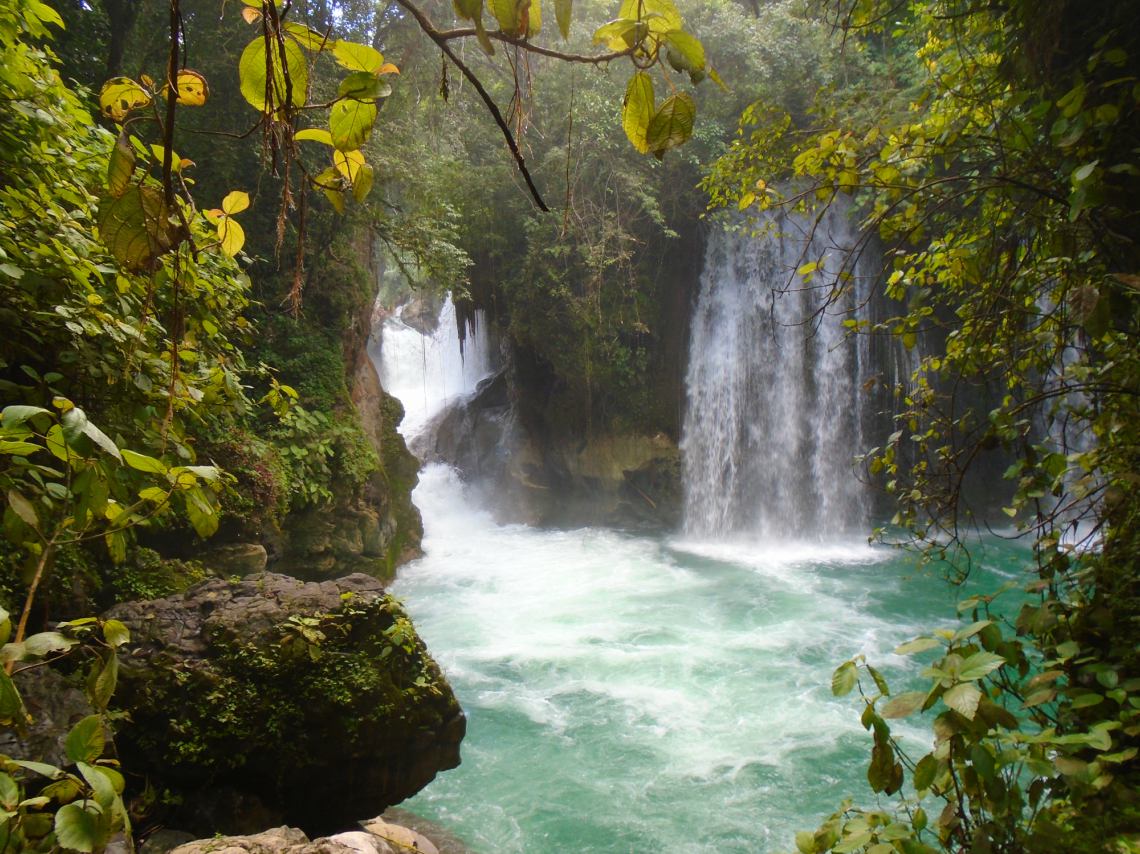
376, 234, 1014, 852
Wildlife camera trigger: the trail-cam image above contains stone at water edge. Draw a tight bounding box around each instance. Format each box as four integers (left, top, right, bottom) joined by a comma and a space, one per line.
107, 572, 465, 836
167, 819, 443, 853
360, 818, 439, 854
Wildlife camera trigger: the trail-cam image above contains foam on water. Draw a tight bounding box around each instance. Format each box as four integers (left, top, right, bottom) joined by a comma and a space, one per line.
392, 465, 982, 853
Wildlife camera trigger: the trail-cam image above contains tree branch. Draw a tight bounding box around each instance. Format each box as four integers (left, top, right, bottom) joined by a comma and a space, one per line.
394, 0, 565, 211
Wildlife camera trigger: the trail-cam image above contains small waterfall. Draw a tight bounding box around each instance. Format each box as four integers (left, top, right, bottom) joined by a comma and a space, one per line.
681, 206, 880, 540
369, 295, 496, 440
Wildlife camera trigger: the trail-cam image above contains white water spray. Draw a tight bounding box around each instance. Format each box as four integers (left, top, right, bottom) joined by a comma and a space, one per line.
370, 296, 495, 440
681, 208, 877, 540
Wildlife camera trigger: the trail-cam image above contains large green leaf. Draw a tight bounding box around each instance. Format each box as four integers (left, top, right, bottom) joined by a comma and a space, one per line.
238, 35, 307, 111
621, 72, 654, 154
831, 660, 857, 696
943, 682, 982, 719
54, 802, 102, 853
64, 715, 105, 764
618, 0, 681, 33
664, 29, 704, 72
646, 91, 694, 158
331, 40, 384, 72
958, 651, 1007, 681
489, 0, 522, 34
120, 449, 166, 474
329, 99, 377, 151
880, 691, 926, 719
107, 133, 135, 198
1, 405, 49, 428
97, 185, 175, 272
338, 71, 392, 102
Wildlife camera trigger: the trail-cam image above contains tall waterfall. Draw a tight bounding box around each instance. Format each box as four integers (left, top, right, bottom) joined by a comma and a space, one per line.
681, 207, 880, 540
369, 296, 495, 440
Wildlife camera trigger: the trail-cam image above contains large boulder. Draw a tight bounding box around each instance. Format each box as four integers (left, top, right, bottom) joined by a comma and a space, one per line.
106, 574, 464, 837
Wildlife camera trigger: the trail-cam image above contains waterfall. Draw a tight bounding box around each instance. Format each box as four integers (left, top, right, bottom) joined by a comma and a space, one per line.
369, 295, 496, 440
681, 206, 880, 540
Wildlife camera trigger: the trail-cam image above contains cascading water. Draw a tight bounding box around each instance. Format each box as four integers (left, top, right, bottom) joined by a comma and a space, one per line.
369, 295, 495, 440
375, 232, 1020, 853
682, 207, 878, 540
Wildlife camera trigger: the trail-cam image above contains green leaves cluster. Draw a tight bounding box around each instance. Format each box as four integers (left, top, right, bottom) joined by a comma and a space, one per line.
235, 1, 397, 212
0, 610, 131, 853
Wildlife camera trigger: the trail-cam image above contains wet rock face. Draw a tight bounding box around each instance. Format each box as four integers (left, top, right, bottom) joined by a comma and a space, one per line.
106, 573, 465, 837
416, 371, 682, 529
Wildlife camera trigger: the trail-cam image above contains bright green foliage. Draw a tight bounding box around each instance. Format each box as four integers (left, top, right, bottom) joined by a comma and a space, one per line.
0, 608, 132, 853
705, 1, 1140, 851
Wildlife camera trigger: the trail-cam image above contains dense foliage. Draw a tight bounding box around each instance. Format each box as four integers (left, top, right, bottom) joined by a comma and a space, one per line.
707, 1, 1140, 851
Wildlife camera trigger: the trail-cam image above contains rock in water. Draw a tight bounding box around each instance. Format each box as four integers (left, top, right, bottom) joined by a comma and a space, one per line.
107, 573, 465, 836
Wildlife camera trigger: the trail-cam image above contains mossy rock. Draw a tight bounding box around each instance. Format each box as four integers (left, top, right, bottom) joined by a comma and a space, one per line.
106, 573, 464, 837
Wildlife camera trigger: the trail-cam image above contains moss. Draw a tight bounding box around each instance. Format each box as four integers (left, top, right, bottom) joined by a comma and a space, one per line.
101, 548, 209, 603
119, 593, 454, 794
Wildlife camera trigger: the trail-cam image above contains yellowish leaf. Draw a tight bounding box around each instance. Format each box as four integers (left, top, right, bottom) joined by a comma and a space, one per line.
221, 190, 250, 215
175, 69, 209, 106
99, 77, 152, 122
333, 149, 365, 181
241, 6, 261, 23
217, 217, 246, 257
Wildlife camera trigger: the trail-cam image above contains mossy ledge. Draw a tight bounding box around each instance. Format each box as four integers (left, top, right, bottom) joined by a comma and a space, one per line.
106, 573, 464, 837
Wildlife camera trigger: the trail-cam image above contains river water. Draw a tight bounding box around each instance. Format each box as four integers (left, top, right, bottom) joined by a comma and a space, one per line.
379, 214, 1019, 851
390, 466, 1018, 852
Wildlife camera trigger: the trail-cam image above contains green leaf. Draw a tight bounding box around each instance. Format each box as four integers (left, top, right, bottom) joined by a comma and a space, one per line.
238, 36, 307, 111
295, 128, 334, 145
622, 72, 654, 154
943, 682, 982, 719
1, 405, 49, 428
81, 420, 121, 462
831, 660, 857, 696
452, 0, 482, 20
646, 92, 695, 157
90, 651, 118, 710
107, 133, 135, 198
489, 0, 523, 34
331, 40, 385, 72
120, 449, 166, 474
957, 651, 1006, 681
353, 164, 375, 202
554, 0, 571, 38
221, 190, 250, 215
881, 691, 926, 719
61, 407, 89, 445
594, 17, 645, 50
65, 715, 105, 764
283, 21, 328, 50
23, 632, 76, 657
329, 99, 378, 151
97, 185, 175, 272
894, 636, 941, 655
663, 29, 704, 72
338, 71, 392, 102
953, 620, 993, 642
76, 762, 116, 810
913, 754, 938, 791
103, 620, 130, 648
0, 669, 24, 723
0, 440, 40, 455
54, 802, 101, 853
183, 487, 219, 538
5, 490, 37, 528
0, 773, 18, 810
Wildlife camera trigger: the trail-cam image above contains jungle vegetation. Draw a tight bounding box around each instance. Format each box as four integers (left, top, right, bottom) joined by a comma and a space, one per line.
0, 0, 1137, 850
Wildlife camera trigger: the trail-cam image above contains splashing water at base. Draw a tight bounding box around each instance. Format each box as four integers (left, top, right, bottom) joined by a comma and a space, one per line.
392, 466, 1022, 853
